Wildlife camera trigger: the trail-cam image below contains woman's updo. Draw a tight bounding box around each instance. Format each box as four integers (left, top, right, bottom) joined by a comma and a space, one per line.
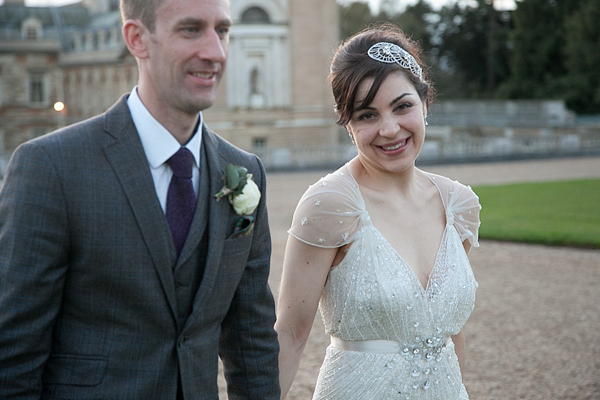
329, 23, 433, 126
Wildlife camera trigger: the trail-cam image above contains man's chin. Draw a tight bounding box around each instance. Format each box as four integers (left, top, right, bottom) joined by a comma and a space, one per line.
183, 96, 216, 114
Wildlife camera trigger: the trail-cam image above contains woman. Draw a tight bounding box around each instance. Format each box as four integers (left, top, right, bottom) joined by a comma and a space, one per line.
276, 24, 481, 399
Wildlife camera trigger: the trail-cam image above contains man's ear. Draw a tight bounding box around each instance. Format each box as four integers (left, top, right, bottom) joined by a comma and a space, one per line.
123, 19, 149, 59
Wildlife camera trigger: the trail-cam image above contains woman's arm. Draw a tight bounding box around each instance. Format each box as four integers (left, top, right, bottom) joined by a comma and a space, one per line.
462, 240, 471, 255
275, 236, 338, 399
452, 239, 472, 375
451, 330, 466, 374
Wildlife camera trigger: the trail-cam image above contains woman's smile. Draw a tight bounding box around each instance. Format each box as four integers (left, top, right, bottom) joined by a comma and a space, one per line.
379, 137, 410, 153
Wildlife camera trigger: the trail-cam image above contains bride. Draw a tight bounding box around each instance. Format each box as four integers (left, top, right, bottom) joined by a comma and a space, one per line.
275, 24, 481, 399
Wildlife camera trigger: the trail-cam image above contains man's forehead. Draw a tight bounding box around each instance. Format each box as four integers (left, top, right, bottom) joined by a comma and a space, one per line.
156, 0, 231, 24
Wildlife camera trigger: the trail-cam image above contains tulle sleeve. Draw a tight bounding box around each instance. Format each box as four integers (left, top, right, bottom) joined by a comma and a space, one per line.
288, 171, 365, 249
428, 173, 482, 248
449, 182, 482, 247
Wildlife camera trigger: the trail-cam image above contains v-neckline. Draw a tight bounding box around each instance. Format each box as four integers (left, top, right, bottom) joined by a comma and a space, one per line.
372, 225, 448, 295
343, 165, 449, 294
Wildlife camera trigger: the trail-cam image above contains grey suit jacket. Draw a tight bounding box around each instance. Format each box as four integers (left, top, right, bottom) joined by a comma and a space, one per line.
0, 95, 280, 399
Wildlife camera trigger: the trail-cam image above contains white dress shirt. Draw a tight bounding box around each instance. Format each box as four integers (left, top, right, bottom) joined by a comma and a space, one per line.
127, 87, 202, 213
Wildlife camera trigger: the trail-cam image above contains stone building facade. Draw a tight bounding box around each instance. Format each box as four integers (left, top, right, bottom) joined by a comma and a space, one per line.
205, 0, 341, 150
0, 0, 341, 165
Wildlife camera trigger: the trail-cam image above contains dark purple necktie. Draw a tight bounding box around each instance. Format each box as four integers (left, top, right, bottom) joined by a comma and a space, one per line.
166, 147, 197, 257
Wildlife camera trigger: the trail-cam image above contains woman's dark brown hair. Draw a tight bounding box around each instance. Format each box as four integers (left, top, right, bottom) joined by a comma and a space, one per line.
329, 23, 433, 126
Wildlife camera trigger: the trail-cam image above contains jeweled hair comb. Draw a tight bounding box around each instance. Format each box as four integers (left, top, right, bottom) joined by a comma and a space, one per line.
367, 42, 423, 81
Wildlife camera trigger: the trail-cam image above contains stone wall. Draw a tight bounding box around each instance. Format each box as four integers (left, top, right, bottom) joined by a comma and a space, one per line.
429, 100, 576, 128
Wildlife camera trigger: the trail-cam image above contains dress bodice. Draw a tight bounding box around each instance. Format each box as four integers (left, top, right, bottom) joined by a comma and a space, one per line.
288, 164, 481, 399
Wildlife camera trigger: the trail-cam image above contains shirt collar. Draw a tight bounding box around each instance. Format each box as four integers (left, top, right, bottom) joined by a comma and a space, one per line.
127, 87, 202, 169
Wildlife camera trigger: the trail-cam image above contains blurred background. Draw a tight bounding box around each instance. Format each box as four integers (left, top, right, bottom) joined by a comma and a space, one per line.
1, 0, 599, 176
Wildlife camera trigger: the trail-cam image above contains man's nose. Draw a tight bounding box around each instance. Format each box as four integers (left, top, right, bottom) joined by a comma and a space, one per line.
199, 30, 227, 63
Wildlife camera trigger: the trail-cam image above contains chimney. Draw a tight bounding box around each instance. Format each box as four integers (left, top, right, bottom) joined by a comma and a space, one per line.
81, 0, 110, 14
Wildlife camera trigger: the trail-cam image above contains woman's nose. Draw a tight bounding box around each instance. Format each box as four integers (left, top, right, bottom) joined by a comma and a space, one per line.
378, 115, 399, 137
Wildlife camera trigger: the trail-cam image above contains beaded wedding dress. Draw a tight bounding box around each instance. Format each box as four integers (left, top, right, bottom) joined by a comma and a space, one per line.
288, 164, 481, 400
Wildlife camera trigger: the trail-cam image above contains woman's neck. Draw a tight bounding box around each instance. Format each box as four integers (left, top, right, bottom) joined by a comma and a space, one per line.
350, 157, 420, 196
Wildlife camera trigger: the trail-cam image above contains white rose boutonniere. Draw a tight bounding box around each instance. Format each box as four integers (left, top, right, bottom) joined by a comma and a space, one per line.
214, 163, 261, 215
231, 178, 261, 215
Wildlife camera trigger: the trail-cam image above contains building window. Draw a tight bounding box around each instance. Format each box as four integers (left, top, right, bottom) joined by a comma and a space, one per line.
21, 17, 42, 40
249, 66, 265, 108
252, 137, 267, 148
26, 27, 38, 40
94, 32, 99, 49
29, 72, 46, 105
241, 7, 270, 24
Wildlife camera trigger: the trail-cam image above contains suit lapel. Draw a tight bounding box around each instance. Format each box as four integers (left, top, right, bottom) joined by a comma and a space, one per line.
101, 96, 179, 318
185, 128, 230, 307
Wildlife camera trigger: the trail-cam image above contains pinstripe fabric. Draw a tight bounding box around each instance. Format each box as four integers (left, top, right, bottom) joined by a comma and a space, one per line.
0, 95, 280, 399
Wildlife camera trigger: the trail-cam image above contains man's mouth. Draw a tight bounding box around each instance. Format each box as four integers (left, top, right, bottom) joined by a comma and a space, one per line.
191, 72, 216, 79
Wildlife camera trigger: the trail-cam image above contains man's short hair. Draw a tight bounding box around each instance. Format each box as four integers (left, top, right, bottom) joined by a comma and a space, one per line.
120, 0, 163, 32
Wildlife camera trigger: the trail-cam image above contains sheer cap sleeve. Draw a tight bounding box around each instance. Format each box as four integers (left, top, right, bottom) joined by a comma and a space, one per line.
426, 172, 482, 247
288, 169, 365, 248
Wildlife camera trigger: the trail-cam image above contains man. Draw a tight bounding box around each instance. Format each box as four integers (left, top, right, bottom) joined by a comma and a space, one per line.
0, 0, 280, 398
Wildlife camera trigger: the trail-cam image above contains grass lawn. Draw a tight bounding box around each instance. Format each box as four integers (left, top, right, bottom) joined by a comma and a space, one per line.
473, 179, 600, 249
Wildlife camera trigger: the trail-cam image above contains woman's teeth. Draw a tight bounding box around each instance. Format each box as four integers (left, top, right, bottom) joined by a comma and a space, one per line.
382, 139, 407, 151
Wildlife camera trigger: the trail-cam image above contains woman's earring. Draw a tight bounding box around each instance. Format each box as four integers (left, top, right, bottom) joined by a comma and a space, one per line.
424, 114, 429, 126
348, 131, 355, 144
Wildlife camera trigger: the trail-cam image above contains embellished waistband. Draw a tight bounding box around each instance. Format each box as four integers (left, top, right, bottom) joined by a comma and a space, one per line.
330, 336, 450, 358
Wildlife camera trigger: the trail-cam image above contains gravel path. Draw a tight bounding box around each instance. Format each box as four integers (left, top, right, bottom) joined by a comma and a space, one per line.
221, 156, 600, 399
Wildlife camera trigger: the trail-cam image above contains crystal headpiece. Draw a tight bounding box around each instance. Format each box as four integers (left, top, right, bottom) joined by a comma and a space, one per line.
367, 42, 423, 81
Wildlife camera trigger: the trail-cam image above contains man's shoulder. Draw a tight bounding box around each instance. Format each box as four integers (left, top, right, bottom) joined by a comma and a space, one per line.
203, 125, 261, 167
28, 95, 130, 148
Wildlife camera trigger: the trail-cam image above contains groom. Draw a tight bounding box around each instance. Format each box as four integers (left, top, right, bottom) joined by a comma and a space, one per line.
0, 0, 279, 399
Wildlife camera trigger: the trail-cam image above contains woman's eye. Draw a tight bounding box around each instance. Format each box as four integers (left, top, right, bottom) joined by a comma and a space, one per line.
395, 103, 413, 112
357, 112, 375, 121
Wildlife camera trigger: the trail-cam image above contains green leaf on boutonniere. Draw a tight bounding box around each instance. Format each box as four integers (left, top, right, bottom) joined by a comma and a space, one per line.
225, 163, 249, 196
225, 163, 240, 191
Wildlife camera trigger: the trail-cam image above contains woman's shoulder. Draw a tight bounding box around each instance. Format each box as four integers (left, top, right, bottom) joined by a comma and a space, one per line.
288, 164, 365, 248
422, 170, 478, 201
421, 170, 481, 247
299, 164, 363, 205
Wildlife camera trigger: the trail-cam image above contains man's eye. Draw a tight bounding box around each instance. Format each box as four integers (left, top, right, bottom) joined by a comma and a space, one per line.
217, 27, 230, 38
182, 27, 199, 34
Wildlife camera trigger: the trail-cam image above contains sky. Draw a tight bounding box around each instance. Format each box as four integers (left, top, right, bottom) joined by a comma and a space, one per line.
2, 0, 79, 4
340, 0, 517, 12
4, 0, 518, 10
